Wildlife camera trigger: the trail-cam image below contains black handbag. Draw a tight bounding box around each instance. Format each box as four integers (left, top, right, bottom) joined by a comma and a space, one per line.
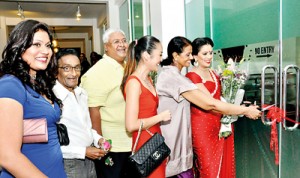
129, 121, 171, 177
56, 123, 70, 146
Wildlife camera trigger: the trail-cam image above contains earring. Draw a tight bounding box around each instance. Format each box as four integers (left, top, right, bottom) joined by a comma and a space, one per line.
194, 60, 199, 67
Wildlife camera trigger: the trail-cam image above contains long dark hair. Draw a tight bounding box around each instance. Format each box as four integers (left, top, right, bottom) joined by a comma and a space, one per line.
121, 35, 160, 92
160, 36, 192, 66
0, 19, 61, 107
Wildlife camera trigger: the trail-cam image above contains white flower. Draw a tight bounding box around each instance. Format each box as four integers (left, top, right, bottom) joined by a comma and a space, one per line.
217, 65, 223, 74
227, 58, 236, 71
217, 58, 249, 138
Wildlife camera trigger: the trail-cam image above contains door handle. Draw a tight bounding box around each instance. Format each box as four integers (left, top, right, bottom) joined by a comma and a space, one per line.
261, 65, 278, 126
283, 65, 299, 131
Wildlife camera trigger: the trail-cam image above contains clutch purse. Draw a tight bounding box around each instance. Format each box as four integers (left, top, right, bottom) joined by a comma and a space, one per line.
56, 123, 70, 146
23, 118, 48, 143
129, 121, 171, 177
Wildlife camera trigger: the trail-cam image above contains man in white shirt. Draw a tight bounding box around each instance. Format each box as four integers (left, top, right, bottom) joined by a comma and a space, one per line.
53, 49, 107, 178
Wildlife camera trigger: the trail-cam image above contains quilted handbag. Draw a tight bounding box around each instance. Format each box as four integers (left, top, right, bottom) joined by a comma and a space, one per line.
129, 121, 171, 177
56, 123, 70, 146
23, 118, 48, 143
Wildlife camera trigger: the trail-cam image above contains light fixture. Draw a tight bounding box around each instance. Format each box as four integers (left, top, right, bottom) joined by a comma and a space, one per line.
76, 5, 81, 20
17, 3, 25, 19
52, 27, 59, 53
17, 4, 21, 16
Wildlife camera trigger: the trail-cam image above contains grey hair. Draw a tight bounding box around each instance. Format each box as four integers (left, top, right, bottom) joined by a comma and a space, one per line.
102, 28, 126, 43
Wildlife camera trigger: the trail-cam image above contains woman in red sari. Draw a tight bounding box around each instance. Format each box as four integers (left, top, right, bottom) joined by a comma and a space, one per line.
121, 35, 171, 178
186, 37, 235, 178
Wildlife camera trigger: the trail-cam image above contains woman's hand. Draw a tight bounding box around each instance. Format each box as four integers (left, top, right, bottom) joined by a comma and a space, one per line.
159, 110, 172, 122
244, 105, 261, 119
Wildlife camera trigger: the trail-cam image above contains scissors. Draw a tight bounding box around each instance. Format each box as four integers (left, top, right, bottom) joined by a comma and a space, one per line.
260, 104, 276, 112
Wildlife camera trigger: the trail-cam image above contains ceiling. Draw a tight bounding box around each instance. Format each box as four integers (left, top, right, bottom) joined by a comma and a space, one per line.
0, 0, 107, 33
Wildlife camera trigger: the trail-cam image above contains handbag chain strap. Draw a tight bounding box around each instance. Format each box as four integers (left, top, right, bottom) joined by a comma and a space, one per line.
131, 120, 154, 155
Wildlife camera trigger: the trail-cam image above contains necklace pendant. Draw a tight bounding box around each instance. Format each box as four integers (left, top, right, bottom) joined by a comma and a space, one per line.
30, 75, 36, 80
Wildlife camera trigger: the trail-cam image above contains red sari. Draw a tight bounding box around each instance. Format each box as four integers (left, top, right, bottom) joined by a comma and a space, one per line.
124, 76, 166, 178
186, 72, 236, 178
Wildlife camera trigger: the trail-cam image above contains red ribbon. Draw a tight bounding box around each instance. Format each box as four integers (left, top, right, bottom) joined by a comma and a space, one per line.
264, 105, 300, 165
264, 105, 283, 165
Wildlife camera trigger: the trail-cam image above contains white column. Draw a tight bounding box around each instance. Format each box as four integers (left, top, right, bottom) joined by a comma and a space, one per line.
0, 17, 7, 62
92, 19, 101, 53
150, 0, 186, 58
107, 0, 123, 28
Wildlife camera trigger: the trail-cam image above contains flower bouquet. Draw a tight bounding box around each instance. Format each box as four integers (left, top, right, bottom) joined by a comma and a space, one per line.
217, 58, 248, 138
100, 139, 114, 166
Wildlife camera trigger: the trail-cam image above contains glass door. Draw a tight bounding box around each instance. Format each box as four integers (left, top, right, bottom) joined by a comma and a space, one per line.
129, 0, 151, 40
209, 0, 300, 177
280, 0, 300, 177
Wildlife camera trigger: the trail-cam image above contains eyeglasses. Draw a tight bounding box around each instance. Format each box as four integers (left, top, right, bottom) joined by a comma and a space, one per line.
111, 39, 127, 46
58, 65, 81, 72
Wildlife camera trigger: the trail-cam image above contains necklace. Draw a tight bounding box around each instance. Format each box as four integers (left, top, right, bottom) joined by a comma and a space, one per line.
135, 69, 153, 89
197, 69, 218, 97
30, 74, 36, 80
143, 77, 153, 89
209, 69, 218, 97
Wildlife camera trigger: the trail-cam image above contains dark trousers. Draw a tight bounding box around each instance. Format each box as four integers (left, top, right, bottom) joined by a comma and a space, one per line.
95, 152, 140, 178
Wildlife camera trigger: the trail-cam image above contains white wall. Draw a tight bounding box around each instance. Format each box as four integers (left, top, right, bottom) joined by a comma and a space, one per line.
0, 17, 6, 59
0, 17, 102, 61
0, 0, 205, 63
107, 0, 122, 29
150, 0, 196, 74
150, 0, 186, 59
57, 32, 91, 59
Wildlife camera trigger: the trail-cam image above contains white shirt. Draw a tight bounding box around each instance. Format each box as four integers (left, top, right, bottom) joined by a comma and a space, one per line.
53, 81, 102, 159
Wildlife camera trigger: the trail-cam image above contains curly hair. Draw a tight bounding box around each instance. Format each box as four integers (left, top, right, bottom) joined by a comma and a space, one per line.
0, 19, 62, 108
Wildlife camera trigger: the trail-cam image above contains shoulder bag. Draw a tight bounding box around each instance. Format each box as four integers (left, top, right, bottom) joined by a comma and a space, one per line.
129, 121, 171, 177
23, 118, 48, 143
56, 123, 70, 146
